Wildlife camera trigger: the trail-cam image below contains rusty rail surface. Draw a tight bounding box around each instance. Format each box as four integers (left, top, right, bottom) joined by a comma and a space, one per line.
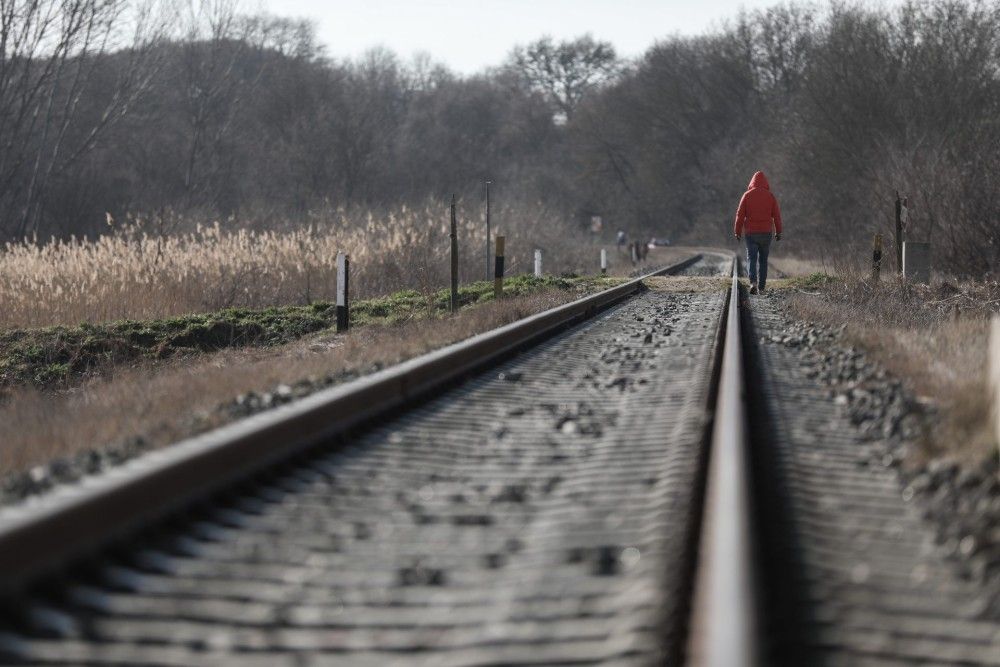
0, 254, 702, 594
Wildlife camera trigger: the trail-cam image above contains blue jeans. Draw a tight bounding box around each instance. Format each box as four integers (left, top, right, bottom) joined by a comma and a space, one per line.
746, 233, 772, 289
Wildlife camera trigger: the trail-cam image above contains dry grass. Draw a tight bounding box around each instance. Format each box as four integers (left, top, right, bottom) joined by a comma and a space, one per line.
0, 273, 630, 392
0, 204, 637, 329
769, 255, 836, 278
0, 289, 578, 475
784, 271, 1000, 464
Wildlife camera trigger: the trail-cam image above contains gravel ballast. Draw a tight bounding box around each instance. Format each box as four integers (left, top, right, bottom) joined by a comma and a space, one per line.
748, 289, 1000, 663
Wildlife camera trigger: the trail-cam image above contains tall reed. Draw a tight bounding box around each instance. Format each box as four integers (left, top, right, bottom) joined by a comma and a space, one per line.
0, 202, 618, 329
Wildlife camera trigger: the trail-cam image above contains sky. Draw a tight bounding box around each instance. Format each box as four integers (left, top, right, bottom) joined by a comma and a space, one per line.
258, 0, 820, 73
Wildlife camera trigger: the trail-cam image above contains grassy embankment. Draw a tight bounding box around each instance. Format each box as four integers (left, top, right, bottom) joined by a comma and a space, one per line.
0, 274, 623, 391
769, 260, 999, 465
0, 272, 644, 476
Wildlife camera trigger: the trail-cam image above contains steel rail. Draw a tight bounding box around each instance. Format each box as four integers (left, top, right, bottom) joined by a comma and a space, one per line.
0, 254, 702, 594
687, 259, 760, 666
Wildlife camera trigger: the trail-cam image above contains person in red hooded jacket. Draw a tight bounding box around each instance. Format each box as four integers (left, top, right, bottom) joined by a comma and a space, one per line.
734, 171, 782, 294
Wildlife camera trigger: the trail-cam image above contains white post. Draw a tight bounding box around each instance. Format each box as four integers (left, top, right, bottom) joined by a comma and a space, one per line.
991, 316, 1000, 455
600, 248, 607, 275
534, 249, 542, 277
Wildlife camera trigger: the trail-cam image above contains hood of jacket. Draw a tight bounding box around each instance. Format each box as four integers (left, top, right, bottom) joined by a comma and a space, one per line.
748, 171, 769, 191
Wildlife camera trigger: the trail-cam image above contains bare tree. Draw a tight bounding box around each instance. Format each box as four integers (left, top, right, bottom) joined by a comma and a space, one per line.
173, 0, 269, 206
0, 0, 166, 237
508, 35, 619, 122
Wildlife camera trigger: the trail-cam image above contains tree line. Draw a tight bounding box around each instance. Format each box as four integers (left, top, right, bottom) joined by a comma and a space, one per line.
2, 0, 999, 276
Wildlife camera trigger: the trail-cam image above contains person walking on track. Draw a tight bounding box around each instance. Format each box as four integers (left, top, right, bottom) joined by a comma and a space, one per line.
733, 170, 782, 294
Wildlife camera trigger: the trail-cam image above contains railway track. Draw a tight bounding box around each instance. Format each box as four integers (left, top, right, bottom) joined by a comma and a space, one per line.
0, 252, 997, 665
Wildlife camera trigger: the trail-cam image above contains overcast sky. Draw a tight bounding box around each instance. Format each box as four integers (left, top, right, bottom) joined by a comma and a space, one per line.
258, 0, 838, 73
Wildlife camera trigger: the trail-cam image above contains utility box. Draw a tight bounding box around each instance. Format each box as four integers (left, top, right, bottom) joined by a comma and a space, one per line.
903, 241, 931, 283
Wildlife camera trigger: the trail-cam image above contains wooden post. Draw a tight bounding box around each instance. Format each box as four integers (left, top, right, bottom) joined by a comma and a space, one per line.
534, 249, 542, 277
601, 248, 607, 275
336, 252, 349, 332
630, 241, 638, 265
872, 233, 883, 282
450, 195, 458, 313
494, 235, 505, 298
485, 181, 491, 282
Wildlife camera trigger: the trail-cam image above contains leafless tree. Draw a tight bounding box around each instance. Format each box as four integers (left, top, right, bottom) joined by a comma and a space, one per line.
173, 0, 269, 205
0, 0, 166, 237
508, 34, 619, 122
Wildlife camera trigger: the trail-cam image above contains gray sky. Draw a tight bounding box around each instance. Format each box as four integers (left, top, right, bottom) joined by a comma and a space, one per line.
259, 0, 823, 73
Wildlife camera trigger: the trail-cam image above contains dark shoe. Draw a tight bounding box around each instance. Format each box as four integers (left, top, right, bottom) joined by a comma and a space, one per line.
758, 286, 766, 294
749, 284, 759, 295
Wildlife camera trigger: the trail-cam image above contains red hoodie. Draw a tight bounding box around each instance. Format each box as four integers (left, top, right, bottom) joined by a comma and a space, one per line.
734, 171, 782, 236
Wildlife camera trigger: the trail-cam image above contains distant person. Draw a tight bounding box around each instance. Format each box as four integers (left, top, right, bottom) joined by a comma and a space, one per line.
733, 170, 782, 294
616, 229, 627, 250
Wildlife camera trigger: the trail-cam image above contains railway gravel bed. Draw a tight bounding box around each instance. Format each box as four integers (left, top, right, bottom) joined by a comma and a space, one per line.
0, 286, 725, 665
672, 254, 732, 278
746, 292, 1000, 665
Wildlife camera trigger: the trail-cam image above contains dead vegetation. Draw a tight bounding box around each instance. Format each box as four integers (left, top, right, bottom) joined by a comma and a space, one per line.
782, 269, 1000, 464
769, 256, 834, 279
0, 206, 643, 329
0, 289, 580, 476
0, 274, 623, 391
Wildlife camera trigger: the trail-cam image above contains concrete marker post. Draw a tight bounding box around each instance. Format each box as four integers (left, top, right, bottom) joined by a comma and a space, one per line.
534, 249, 542, 277
336, 252, 349, 332
601, 248, 607, 275
494, 235, 505, 298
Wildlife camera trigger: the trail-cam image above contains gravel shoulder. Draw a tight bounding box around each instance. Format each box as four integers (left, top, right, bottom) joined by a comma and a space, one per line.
747, 289, 1000, 663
